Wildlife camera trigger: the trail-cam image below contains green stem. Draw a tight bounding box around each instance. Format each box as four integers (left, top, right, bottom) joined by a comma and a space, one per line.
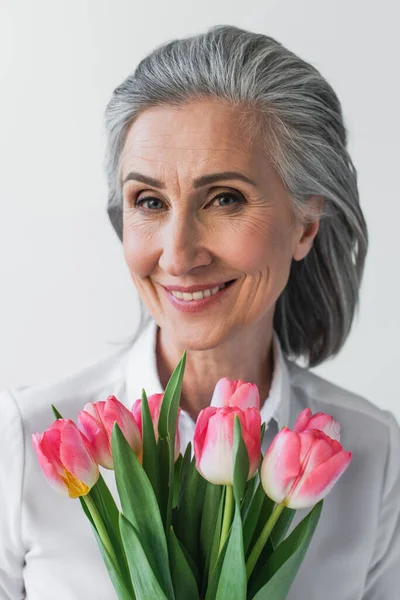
219, 485, 234, 555
246, 502, 286, 580
83, 493, 119, 570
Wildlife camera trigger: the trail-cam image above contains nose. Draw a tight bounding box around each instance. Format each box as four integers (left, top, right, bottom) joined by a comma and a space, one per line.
158, 213, 212, 277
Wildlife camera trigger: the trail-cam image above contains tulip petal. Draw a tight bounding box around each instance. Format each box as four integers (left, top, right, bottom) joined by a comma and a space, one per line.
293, 408, 341, 442
194, 407, 218, 462
32, 431, 69, 496
293, 408, 313, 433
104, 396, 141, 454
299, 433, 336, 477
39, 426, 64, 475
230, 383, 260, 410
210, 378, 233, 407
240, 408, 261, 476
261, 429, 301, 503
82, 400, 106, 422
196, 410, 235, 485
59, 420, 99, 489
147, 393, 164, 439
307, 413, 341, 441
287, 450, 352, 509
78, 410, 113, 469
210, 378, 260, 410
131, 398, 143, 435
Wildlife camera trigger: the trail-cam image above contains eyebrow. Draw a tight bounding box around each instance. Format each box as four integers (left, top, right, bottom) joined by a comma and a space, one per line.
121, 170, 256, 189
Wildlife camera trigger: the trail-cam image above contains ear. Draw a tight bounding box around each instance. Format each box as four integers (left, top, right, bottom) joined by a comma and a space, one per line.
292, 196, 324, 262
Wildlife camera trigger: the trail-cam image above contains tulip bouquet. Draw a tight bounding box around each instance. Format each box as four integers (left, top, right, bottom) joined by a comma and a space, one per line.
32, 353, 351, 599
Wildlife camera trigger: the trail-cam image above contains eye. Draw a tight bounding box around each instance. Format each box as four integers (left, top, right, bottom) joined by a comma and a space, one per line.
134, 197, 165, 210
211, 192, 244, 207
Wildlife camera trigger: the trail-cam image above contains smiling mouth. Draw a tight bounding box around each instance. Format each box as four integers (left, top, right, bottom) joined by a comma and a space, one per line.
167, 279, 236, 302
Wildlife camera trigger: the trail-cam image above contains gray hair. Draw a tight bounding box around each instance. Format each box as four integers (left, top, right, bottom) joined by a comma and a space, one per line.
104, 25, 368, 368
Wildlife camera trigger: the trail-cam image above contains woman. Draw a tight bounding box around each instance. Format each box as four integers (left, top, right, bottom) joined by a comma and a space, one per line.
0, 25, 399, 600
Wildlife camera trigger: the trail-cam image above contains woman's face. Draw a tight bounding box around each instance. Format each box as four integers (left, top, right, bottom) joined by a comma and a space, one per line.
121, 98, 319, 351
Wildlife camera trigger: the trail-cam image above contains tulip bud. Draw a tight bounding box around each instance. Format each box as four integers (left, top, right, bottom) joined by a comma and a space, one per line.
132, 393, 181, 462
194, 406, 261, 485
261, 425, 352, 509
293, 407, 341, 441
78, 395, 142, 469
210, 377, 260, 410
32, 419, 99, 498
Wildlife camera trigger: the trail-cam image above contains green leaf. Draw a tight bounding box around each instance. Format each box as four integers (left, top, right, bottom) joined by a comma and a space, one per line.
249, 501, 324, 599
173, 456, 207, 568
203, 485, 225, 596
119, 513, 168, 600
157, 436, 171, 527
204, 521, 230, 600
243, 484, 275, 557
79, 494, 135, 599
232, 415, 249, 505
89, 475, 122, 549
92, 518, 136, 599
173, 454, 183, 507
270, 506, 296, 550
168, 527, 200, 600
112, 423, 174, 599
200, 482, 223, 582
241, 473, 258, 521
158, 351, 186, 439
214, 502, 246, 600
179, 441, 192, 486
157, 352, 186, 531
87, 475, 133, 588
141, 389, 161, 507
51, 404, 63, 420
246, 495, 292, 586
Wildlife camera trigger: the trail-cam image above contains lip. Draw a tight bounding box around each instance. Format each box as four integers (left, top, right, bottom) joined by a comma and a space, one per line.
162, 281, 234, 293
162, 280, 236, 313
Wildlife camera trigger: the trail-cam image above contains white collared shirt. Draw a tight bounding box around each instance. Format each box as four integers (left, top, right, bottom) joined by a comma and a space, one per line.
1, 319, 400, 599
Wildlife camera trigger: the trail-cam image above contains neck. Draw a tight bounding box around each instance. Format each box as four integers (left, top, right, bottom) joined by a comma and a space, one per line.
156, 320, 275, 422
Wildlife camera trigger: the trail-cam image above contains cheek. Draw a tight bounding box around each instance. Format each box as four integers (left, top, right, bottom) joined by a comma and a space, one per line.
223, 215, 293, 275
123, 222, 157, 278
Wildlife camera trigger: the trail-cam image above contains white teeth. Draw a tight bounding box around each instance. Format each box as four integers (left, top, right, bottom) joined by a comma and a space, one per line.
192, 291, 205, 300
170, 284, 226, 301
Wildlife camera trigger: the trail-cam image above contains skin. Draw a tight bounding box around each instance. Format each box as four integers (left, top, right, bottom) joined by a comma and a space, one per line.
120, 98, 322, 421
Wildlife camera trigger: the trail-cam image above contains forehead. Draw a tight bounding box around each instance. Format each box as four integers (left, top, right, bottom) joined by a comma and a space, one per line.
120, 99, 265, 179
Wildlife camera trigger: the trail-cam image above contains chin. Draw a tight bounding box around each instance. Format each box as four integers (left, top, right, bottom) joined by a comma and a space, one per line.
164, 321, 229, 352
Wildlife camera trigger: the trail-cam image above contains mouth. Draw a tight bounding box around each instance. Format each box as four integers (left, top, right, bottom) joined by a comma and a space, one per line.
167, 279, 236, 301
162, 279, 237, 312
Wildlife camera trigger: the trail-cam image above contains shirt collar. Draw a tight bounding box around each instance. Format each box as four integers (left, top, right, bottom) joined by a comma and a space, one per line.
125, 318, 291, 430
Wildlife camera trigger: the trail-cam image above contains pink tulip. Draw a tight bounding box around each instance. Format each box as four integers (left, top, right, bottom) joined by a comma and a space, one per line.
293, 407, 341, 441
194, 406, 261, 485
131, 393, 181, 462
260, 426, 352, 509
210, 377, 260, 410
78, 395, 142, 469
32, 419, 99, 498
